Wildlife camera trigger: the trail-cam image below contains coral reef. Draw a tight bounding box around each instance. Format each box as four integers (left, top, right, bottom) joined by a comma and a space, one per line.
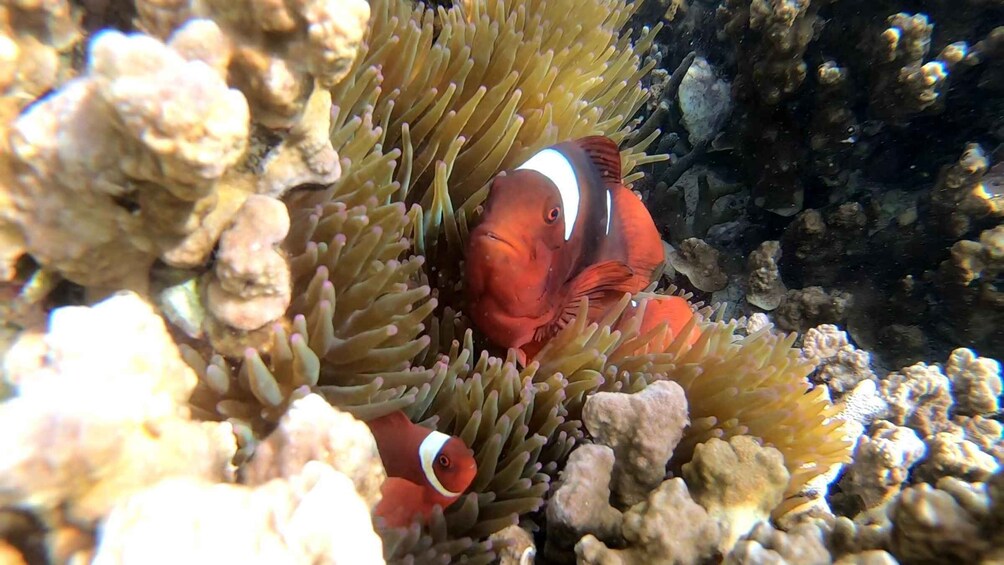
582, 380, 689, 506
93, 461, 383, 564
2, 0, 1003, 563
746, 240, 786, 311
0, 293, 236, 531
0, 293, 389, 563
577, 478, 722, 565
683, 435, 791, 551
4, 22, 251, 291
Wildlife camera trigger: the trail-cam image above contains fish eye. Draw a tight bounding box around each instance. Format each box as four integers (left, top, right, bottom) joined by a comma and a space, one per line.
437, 454, 451, 467
545, 206, 561, 224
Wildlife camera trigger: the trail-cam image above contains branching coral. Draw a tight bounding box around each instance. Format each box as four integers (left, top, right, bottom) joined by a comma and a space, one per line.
1, 0, 368, 304
746, 240, 786, 311
801, 324, 877, 399
929, 143, 1001, 239
204, 194, 292, 337
879, 361, 954, 438
544, 444, 623, 560
582, 381, 689, 506
715, 0, 830, 217
889, 478, 994, 563
868, 13, 969, 123
809, 61, 857, 188
0, 0, 83, 280
841, 420, 926, 509
669, 237, 728, 292
717, 0, 823, 106
937, 225, 1004, 347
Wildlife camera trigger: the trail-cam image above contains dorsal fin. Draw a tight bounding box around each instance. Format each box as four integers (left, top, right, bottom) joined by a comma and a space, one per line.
574, 136, 623, 188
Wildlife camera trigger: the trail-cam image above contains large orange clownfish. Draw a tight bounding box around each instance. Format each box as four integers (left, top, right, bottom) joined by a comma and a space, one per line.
365, 411, 477, 528
465, 136, 665, 363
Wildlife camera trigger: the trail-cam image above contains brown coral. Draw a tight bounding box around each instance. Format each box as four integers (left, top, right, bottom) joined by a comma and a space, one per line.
930, 144, 1002, 239
868, 13, 969, 123
683, 436, 791, 552
576, 478, 722, 565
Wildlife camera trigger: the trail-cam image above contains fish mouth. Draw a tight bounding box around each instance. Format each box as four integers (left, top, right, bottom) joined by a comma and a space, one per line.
479, 230, 518, 252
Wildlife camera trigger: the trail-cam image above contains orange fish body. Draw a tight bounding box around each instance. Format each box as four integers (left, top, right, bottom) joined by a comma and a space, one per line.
619, 295, 702, 350
365, 411, 477, 528
465, 136, 664, 362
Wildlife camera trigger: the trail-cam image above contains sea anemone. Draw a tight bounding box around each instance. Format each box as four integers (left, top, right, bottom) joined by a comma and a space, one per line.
180, 0, 851, 560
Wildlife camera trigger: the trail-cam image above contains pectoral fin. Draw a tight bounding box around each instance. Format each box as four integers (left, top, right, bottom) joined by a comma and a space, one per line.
534, 261, 637, 342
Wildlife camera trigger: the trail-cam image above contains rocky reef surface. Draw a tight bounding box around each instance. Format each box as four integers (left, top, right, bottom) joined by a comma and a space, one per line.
0, 0, 1001, 564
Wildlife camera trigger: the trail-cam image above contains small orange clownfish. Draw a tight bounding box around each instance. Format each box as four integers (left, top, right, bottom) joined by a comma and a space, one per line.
618, 295, 702, 350
365, 410, 477, 528
465, 136, 665, 363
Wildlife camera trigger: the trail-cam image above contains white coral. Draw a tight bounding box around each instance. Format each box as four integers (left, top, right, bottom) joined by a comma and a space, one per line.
842, 421, 926, 508
6, 21, 251, 289
0, 292, 236, 528
945, 348, 1002, 417
92, 461, 385, 564
243, 393, 386, 509
879, 362, 954, 438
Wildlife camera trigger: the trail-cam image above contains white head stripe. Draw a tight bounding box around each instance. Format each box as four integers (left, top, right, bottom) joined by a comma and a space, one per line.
516, 148, 579, 241
419, 430, 463, 498
604, 190, 612, 235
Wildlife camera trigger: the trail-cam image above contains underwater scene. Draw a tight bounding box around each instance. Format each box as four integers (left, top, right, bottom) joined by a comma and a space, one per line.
0, 0, 1001, 563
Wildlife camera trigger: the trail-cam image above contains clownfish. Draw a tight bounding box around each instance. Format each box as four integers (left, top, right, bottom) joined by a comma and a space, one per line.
465, 136, 664, 363
618, 295, 702, 350
365, 410, 477, 528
